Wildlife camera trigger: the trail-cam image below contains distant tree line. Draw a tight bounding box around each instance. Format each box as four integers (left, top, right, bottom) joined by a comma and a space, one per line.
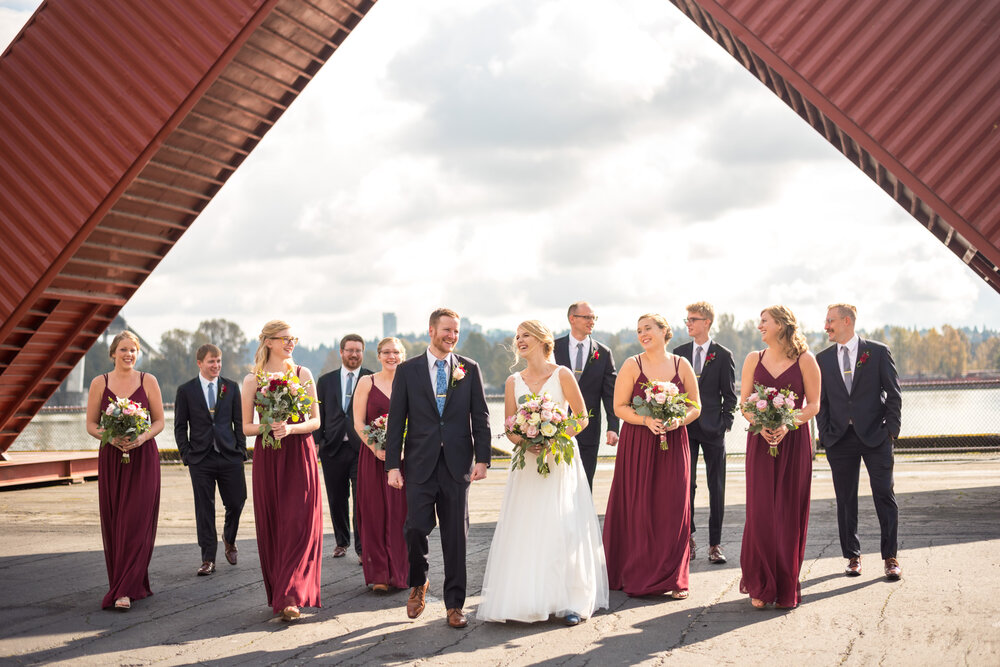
84, 317, 1000, 401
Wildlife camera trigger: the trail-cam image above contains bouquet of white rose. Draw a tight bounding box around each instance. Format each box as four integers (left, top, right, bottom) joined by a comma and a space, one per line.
504, 391, 587, 477
631, 379, 699, 450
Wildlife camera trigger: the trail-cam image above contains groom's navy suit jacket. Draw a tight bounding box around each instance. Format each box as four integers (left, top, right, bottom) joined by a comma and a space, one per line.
672, 341, 737, 445
385, 353, 492, 485
174, 376, 245, 466
817, 339, 902, 448
553, 335, 619, 447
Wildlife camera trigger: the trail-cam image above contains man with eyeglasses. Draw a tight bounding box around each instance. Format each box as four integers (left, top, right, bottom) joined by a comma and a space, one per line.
317, 334, 372, 563
554, 301, 619, 489
673, 302, 737, 564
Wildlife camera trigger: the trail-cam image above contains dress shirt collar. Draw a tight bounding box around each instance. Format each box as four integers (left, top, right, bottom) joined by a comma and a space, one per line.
839, 335, 859, 356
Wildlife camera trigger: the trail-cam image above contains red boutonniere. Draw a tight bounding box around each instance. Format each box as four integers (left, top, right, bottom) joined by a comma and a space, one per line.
857, 351, 871, 368
591, 349, 600, 363
704, 352, 717, 366
219, 383, 228, 398
451, 363, 467, 387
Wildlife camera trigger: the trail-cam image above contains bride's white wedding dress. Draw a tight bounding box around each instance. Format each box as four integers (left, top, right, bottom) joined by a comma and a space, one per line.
477, 370, 609, 622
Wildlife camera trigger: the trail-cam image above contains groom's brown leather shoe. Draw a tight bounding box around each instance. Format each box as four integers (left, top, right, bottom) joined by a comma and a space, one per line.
845, 556, 862, 576
406, 580, 429, 619
224, 541, 238, 565
884, 558, 902, 580
447, 608, 468, 628
197, 561, 215, 576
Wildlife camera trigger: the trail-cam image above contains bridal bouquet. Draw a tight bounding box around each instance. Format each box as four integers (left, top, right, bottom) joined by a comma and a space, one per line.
741, 382, 800, 457
363, 414, 389, 450
631, 380, 699, 450
254, 368, 316, 449
99, 397, 151, 463
504, 392, 587, 477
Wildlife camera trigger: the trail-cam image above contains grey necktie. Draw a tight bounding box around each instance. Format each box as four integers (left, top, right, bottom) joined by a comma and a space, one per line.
344, 372, 354, 411
574, 342, 584, 375
842, 346, 852, 392
694, 346, 703, 375
208, 382, 216, 411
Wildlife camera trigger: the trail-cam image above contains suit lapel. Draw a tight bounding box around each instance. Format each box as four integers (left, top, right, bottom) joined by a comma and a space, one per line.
824, 346, 851, 398
333, 369, 343, 411
578, 340, 597, 377
420, 355, 438, 412
850, 339, 868, 395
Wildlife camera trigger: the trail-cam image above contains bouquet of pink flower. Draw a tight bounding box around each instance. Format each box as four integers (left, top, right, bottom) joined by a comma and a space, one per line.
99, 397, 151, 463
631, 380, 699, 450
740, 382, 800, 457
254, 367, 316, 449
363, 413, 389, 450
504, 392, 588, 477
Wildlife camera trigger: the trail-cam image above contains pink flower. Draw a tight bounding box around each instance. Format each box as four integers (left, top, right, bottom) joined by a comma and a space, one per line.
550, 411, 564, 424
772, 395, 784, 408
756, 399, 768, 410
748, 393, 759, 402
105, 404, 115, 416
665, 383, 680, 396
654, 392, 668, 404
525, 424, 539, 438
504, 416, 516, 431
540, 409, 553, 421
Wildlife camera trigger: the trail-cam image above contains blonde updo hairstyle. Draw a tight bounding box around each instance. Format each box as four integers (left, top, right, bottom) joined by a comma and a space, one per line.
638, 313, 673, 345
512, 320, 555, 367
762, 305, 808, 359
108, 331, 141, 361
253, 319, 294, 373
377, 336, 407, 361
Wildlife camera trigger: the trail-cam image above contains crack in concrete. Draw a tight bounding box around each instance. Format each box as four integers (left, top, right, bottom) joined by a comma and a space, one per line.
668, 574, 740, 651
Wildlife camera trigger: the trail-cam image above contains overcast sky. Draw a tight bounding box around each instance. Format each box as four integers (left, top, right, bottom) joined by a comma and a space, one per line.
4, 0, 999, 348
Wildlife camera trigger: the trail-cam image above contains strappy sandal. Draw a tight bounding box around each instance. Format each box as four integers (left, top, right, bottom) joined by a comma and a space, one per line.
114, 597, 131, 610
750, 598, 766, 609
281, 606, 301, 621
670, 590, 689, 600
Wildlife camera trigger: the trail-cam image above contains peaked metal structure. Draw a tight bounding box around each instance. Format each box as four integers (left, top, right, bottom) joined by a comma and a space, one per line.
0, 0, 376, 457
1, 0, 998, 458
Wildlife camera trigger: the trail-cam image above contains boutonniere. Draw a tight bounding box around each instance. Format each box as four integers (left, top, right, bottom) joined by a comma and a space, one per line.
590, 349, 600, 363
219, 383, 228, 398
704, 352, 717, 366
857, 351, 871, 368
451, 363, 467, 387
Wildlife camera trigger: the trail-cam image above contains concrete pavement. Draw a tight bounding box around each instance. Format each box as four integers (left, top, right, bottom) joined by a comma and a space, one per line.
1, 457, 999, 666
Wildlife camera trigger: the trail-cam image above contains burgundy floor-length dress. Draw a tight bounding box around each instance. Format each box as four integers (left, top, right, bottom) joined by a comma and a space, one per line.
252, 367, 323, 614
357, 382, 408, 589
740, 351, 812, 608
603, 356, 691, 595
98, 373, 161, 609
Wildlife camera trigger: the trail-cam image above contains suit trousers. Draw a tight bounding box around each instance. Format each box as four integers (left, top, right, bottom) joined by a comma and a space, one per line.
689, 436, 726, 546
188, 449, 247, 563
825, 426, 898, 559
320, 443, 361, 553
404, 449, 470, 610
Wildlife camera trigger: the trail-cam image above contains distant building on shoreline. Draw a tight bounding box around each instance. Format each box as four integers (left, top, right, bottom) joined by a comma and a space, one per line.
382, 312, 397, 338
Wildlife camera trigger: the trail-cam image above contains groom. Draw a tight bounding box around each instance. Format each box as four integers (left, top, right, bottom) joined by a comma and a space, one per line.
817, 304, 903, 581
385, 308, 491, 629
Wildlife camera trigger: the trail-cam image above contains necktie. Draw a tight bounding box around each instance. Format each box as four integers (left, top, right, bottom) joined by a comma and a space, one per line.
842, 346, 852, 392
694, 346, 703, 375
574, 342, 584, 376
344, 372, 354, 411
208, 382, 216, 411
435, 359, 447, 415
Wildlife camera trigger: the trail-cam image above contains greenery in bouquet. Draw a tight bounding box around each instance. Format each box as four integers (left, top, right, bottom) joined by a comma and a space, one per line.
631, 379, 699, 450
363, 413, 389, 450
504, 391, 588, 477
99, 396, 151, 463
254, 367, 316, 449
740, 382, 800, 457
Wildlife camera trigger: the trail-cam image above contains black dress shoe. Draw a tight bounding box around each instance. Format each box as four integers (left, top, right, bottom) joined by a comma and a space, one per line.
564, 612, 582, 626
197, 561, 216, 576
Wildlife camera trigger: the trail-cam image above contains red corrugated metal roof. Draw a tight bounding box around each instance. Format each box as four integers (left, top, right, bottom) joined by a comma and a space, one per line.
672, 0, 1000, 291
0, 0, 376, 455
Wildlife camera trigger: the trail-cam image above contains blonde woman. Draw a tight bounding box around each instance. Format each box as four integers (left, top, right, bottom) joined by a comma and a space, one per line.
478, 321, 608, 626
739, 306, 821, 609
602, 314, 700, 599
85, 331, 165, 611
241, 320, 322, 621
353, 337, 409, 592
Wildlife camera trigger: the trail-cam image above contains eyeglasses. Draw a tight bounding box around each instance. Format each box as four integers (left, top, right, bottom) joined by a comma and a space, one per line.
572, 315, 598, 322
269, 336, 299, 345
684, 317, 708, 324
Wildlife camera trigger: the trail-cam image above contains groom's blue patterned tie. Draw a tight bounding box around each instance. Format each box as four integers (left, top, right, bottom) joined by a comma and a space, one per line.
435, 359, 448, 415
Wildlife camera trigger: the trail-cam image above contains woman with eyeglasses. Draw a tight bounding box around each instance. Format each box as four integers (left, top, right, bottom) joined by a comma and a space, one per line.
241, 320, 323, 621
352, 337, 409, 593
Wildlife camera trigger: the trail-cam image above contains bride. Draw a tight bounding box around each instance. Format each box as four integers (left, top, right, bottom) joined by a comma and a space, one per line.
478, 320, 609, 625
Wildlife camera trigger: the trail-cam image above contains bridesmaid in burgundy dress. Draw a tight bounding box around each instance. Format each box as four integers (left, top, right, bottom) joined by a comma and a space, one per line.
739, 305, 821, 609
241, 320, 323, 621
603, 314, 701, 598
85, 331, 165, 611
352, 336, 409, 592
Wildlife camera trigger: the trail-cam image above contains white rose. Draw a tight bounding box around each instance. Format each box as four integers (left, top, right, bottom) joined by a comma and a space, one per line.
528, 412, 542, 425
540, 422, 557, 437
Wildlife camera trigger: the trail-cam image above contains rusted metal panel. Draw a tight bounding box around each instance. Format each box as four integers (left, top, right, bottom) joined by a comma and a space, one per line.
0, 0, 377, 456
672, 0, 1000, 291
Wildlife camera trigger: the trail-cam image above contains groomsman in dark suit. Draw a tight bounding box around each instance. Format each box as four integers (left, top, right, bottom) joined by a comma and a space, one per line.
673, 302, 737, 564
385, 308, 491, 629
817, 304, 903, 580
553, 301, 619, 488
174, 343, 247, 576
317, 334, 372, 562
